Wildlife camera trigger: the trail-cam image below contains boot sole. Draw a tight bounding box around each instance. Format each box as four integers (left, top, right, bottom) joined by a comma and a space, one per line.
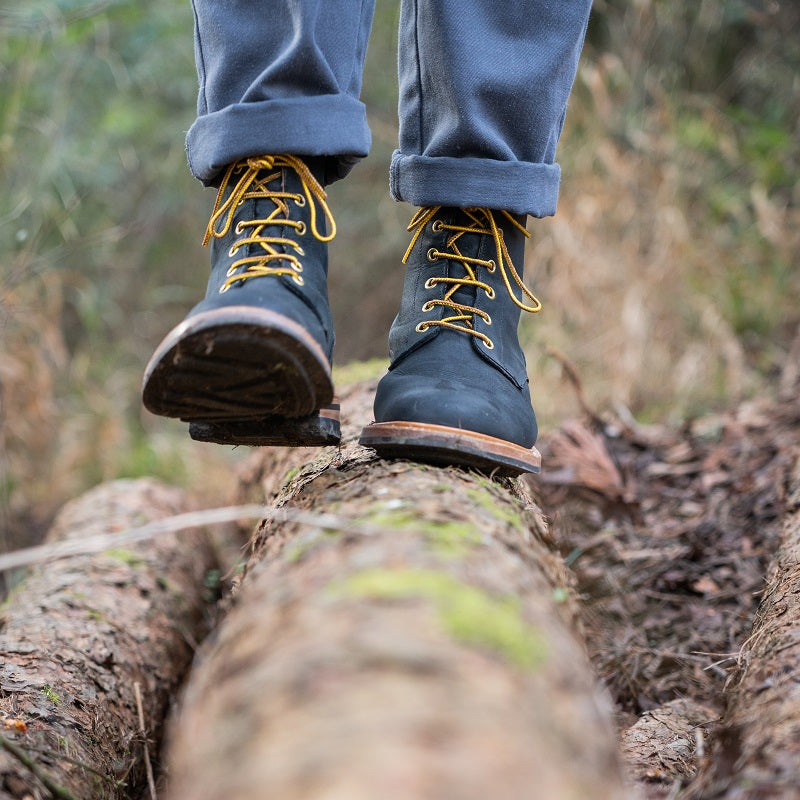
188, 402, 341, 447
358, 421, 541, 476
142, 306, 334, 422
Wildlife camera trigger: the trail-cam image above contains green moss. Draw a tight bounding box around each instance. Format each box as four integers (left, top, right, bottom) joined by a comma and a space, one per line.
0, 581, 24, 612
284, 539, 316, 563
199, 569, 220, 603
104, 548, 145, 568
284, 528, 338, 563
361, 507, 419, 530
331, 358, 389, 386
407, 462, 434, 472
282, 465, 303, 486
337, 568, 545, 669
551, 587, 570, 604
42, 685, 61, 705
283, 501, 484, 564
465, 487, 524, 532
423, 520, 482, 558
358, 504, 482, 558
203, 569, 221, 592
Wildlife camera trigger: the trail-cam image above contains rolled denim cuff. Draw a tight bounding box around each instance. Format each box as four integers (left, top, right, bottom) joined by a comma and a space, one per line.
187, 95, 371, 186
389, 151, 561, 218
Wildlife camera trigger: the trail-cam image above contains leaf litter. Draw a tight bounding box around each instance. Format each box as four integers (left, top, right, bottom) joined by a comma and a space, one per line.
532, 372, 800, 797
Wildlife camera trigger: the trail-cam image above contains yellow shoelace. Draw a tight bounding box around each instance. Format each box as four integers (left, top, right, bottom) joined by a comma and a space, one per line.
203, 155, 336, 292
404, 206, 542, 349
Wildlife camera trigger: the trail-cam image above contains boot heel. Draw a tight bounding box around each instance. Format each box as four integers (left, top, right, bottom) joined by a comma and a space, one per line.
189, 402, 341, 447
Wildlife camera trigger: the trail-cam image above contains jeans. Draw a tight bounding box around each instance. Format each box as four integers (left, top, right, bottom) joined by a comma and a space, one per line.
186, 0, 592, 217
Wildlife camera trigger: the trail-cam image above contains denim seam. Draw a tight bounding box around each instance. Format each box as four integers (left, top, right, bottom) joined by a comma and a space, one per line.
347, 0, 371, 99
412, 0, 424, 154
190, 0, 208, 116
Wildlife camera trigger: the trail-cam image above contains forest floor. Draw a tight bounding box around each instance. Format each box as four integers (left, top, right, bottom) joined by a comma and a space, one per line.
533, 346, 800, 797
2, 347, 799, 798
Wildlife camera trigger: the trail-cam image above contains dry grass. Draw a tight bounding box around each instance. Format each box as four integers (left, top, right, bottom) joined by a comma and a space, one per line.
526, 45, 799, 429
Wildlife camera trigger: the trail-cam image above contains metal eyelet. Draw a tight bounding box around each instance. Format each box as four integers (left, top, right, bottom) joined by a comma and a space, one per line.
295, 246, 305, 257
485, 287, 496, 299
482, 338, 495, 350
487, 259, 496, 273
296, 221, 307, 236
292, 275, 305, 286
427, 248, 439, 262
422, 301, 434, 312
295, 195, 306, 207
235, 221, 245, 235
415, 322, 429, 333
218, 284, 231, 294
424, 277, 437, 289
228, 245, 239, 257
484, 314, 492, 326
431, 219, 444, 233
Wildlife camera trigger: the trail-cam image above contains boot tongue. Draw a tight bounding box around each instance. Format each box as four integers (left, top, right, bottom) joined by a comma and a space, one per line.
449, 267, 477, 308
444, 212, 484, 310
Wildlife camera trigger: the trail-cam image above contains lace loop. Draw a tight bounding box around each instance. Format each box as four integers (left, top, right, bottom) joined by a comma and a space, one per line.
404, 206, 541, 346
202, 155, 336, 292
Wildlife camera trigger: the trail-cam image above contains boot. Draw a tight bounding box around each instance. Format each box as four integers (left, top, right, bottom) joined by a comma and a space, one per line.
359, 206, 542, 476
142, 155, 340, 446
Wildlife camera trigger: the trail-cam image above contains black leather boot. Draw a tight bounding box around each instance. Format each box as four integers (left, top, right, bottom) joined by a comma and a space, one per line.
360, 206, 541, 475
142, 155, 340, 445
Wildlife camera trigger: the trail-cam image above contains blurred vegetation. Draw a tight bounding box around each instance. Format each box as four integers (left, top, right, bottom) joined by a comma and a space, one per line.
536, 0, 800, 422
1, 0, 798, 549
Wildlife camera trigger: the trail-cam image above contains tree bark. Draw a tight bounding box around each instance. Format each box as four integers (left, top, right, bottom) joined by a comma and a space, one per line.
0, 478, 217, 800
164, 388, 628, 800
689, 456, 800, 799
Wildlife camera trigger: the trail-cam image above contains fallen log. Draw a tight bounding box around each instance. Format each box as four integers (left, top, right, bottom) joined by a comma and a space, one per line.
620, 698, 717, 791
0, 479, 217, 800
164, 388, 628, 800
689, 456, 800, 799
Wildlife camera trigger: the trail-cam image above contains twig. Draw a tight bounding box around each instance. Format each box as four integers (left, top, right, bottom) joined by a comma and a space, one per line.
0, 504, 450, 574
0, 504, 268, 573
134, 682, 157, 800
546, 346, 605, 425
0, 731, 80, 800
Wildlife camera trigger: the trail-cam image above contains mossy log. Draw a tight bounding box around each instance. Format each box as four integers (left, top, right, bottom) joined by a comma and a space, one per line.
165, 384, 627, 800
0, 479, 217, 800
689, 457, 800, 799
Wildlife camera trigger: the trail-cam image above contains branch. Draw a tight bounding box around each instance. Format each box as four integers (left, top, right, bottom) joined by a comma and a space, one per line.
0, 504, 471, 574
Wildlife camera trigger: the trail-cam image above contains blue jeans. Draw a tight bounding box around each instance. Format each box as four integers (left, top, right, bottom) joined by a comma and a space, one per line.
186, 0, 592, 217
